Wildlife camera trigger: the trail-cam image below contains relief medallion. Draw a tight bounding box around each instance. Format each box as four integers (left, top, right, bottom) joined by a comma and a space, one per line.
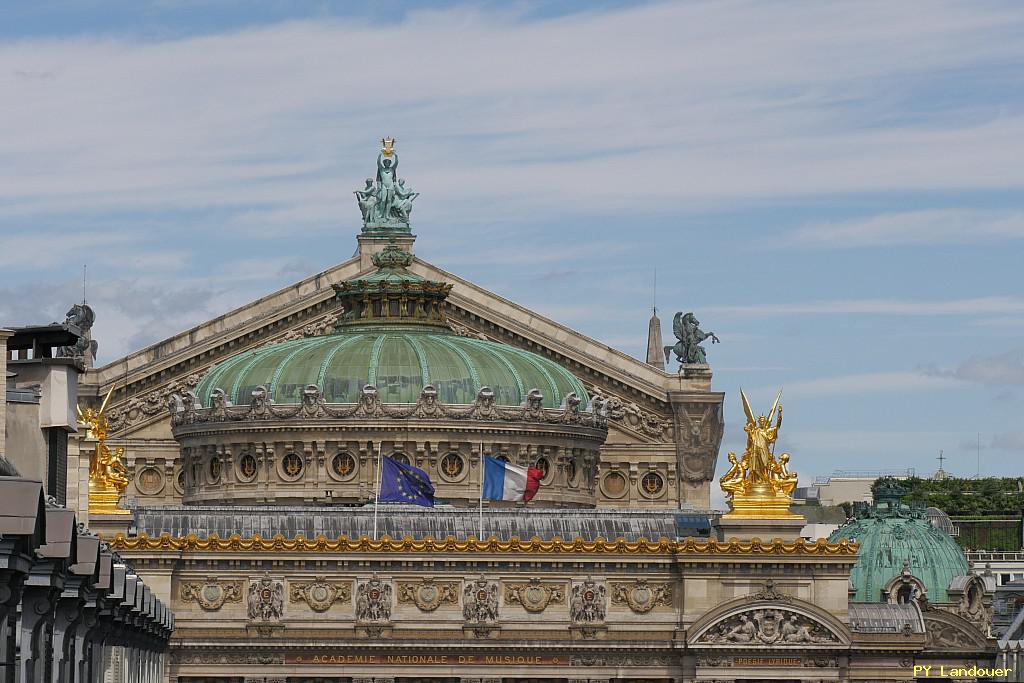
610, 579, 672, 613
397, 578, 458, 612
504, 578, 566, 613
289, 578, 352, 613
180, 579, 243, 611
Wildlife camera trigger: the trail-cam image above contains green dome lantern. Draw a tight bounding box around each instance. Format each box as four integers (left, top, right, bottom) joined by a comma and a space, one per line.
827, 481, 968, 603
194, 244, 589, 410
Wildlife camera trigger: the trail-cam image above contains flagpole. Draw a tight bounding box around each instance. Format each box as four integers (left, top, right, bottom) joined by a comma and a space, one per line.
478, 440, 484, 540
372, 441, 382, 540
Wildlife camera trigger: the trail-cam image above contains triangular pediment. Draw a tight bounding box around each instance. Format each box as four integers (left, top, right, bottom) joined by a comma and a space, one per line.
86, 251, 706, 436
81, 240, 725, 509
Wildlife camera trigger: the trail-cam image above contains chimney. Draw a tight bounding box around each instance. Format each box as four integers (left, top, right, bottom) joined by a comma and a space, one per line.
646, 311, 665, 371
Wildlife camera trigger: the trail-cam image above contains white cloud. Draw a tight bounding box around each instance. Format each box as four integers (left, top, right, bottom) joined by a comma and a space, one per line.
2, 0, 1024, 378
706, 296, 1024, 318
786, 209, 1024, 249
0, 230, 141, 268
0, 1, 1023, 229
759, 371, 961, 398
972, 317, 1024, 330
923, 348, 1024, 386
991, 432, 1024, 452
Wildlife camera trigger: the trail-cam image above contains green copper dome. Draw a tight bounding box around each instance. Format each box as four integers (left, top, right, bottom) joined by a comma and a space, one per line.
196, 243, 589, 410
827, 483, 967, 602
195, 326, 588, 409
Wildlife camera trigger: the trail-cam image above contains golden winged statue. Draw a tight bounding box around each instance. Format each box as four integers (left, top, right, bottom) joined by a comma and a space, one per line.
720, 388, 799, 518
78, 387, 131, 514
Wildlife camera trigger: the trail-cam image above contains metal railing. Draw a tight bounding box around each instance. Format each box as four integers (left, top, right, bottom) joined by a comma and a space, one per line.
813, 468, 916, 485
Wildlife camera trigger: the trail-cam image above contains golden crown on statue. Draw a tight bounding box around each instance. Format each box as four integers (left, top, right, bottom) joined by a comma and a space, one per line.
381, 137, 396, 157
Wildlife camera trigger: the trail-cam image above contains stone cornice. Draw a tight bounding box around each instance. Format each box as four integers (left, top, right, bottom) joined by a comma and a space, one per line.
110, 534, 858, 556
170, 384, 607, 438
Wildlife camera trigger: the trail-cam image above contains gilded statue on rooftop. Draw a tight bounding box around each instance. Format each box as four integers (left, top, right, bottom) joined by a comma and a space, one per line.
355, 138, 419, 232
78, 387, 131, 515
720, 389, 800, 519
665, 312, 719, 365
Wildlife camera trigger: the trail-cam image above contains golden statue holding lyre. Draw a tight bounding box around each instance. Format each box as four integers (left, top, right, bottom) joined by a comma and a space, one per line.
720, 389, 800, 519
78, 387, 131, 515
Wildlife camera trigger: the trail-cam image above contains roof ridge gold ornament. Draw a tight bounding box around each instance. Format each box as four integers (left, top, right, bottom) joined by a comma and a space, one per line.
108, 532, 859, 556
78, 387, 132, 515
720, 388, 801, 520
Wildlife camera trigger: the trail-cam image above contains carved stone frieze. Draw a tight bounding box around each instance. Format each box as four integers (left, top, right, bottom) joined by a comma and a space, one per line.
408, 385, 449, 418
672, 400, 725, 482
519, 389, 546, 421
600, 395, 669, 441
288, 577, 352, 612
951, 575, 993, 636
804, 657, 839, 667
170, 381, 607, 430
610, 579, 672, 613
355, 575, 393, 622
504, 578, 565, 613
248, 576, 284, 621
297, 384, 329, 419
463, 575, 499, 623
570, 577, 607, 623
396, 578, 458, 612
448, 321, 488, 340
458, 387, 505, 421
924, 615, 986, 649
351, 384, 386, 418
555, 392, 582, 425
172, 651, 284, 665
248, 386, 273, 420
263, 312, 341, 346
696, 656, 732, 667
569, 654, 671, 667
746, 579, 793, 603
179, 579, 243, 611
697, 608, 839, 645
107, 371, 205, 431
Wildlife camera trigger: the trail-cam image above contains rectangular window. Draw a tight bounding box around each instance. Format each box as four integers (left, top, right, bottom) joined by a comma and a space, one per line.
46, 427, 68, 505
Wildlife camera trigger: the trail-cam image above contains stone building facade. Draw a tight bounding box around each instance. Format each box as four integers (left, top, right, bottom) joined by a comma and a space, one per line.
69, 144, 996, 682
0, 328, 172, 682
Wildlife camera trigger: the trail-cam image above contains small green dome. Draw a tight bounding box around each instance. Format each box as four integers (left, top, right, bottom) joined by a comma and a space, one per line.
195, 326, 588, 409
827, 483, 967, 602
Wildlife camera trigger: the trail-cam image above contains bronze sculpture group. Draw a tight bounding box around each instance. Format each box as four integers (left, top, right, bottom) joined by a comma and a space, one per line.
720, 389, 798, 503
664, 312, 718, 365
78, 387, 131, 513
355, 138, 419, 229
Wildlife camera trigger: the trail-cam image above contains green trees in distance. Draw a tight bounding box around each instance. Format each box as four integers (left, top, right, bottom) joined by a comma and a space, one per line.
872, 476, 1024, 516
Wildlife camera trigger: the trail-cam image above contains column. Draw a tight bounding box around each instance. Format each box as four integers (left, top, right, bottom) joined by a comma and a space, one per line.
52, 583, 87, 683
19, 584, 58, 683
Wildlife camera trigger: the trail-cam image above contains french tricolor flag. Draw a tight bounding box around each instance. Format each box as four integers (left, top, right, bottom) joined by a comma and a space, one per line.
482, 456, 542, 503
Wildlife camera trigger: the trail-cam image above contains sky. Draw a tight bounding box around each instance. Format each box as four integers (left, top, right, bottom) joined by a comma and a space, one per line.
1, 1, 1023, 494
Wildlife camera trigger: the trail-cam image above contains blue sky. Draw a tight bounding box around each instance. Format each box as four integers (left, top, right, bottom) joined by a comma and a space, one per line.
1, 1, 1023, 494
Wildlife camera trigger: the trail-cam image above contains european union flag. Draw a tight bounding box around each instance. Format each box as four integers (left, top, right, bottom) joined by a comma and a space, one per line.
378, 456, 435, 507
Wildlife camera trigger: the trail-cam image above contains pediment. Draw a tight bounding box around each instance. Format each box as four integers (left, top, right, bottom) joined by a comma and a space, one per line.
688, 593, 851, 647
922, 610, 990, 651
85, 251, 716, 444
